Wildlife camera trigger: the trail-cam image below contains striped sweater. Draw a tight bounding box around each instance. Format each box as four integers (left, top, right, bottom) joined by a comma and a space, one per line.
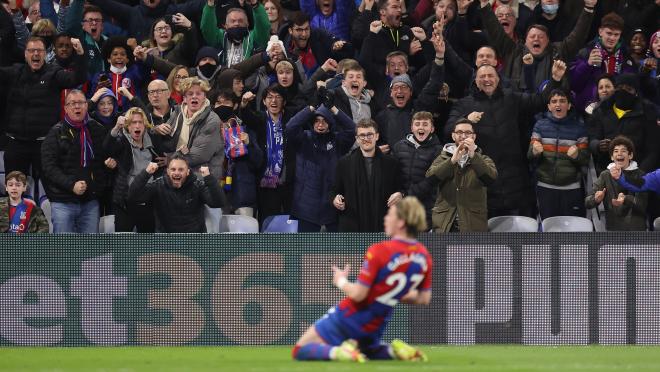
528, 112, 590, 186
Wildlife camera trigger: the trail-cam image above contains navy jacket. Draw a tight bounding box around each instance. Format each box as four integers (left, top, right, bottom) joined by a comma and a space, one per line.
286, 105, 355, 225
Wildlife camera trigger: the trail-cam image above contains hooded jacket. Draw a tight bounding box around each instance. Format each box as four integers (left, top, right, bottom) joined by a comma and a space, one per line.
89, 90, 120, 128
127, 169, 226, 233
286, 105, 356, 225
426, 144, 497, 232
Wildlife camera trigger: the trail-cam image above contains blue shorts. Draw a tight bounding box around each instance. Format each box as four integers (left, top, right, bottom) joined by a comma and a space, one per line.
314, 306, 385, 348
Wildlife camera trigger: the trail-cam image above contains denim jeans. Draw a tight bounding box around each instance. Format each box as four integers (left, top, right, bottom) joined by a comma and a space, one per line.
51, 200, 100, 233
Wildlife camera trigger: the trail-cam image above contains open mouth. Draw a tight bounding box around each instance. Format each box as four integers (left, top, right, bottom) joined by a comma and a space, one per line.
416, 129, 428, 139
500, 21, 510, 29
190, 98, 200, 106
531, 42, 542, 53
350, 82, 360, 95
321, 1, 332, 12
132, 129, 142, 137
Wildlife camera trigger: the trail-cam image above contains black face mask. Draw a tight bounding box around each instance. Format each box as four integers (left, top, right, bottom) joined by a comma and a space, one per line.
226, 27, 248, 42
614, 90, 636, 110
214, 106, 234, 122
198, 63, 217, 78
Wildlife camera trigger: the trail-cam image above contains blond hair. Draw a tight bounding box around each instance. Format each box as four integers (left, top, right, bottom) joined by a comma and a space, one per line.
412, 111, 434, 123
275, 60, 294, 73
123, 107, 153, 129
396, 196, 428, 235
179, 77, 210, 94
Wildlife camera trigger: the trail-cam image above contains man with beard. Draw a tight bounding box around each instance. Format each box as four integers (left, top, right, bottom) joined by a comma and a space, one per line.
201, 0, 270, 67
284, 11, 349, 80
478, 0, 596, 92
64, 2, 107, 77
40, 90, 109, 233
127, 156, 226, 232
1, 36, 87, 185
88, 0, 205, 42
285, 100, 356, 232
391, 111, 443, 227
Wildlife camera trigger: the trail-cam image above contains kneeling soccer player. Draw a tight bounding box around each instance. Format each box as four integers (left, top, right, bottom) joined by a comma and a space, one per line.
292, 196, 432, 362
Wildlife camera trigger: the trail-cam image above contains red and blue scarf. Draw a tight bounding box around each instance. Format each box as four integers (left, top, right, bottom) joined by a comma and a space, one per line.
64, 113, 95, 168
9, 199, 34, 234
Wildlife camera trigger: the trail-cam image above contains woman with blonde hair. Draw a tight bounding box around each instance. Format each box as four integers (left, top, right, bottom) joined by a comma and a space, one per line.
103, 107, 165, 232
166, 65, 189, 104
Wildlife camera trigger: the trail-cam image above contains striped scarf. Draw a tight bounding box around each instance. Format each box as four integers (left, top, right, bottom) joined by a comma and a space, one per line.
64, 113, 95, 168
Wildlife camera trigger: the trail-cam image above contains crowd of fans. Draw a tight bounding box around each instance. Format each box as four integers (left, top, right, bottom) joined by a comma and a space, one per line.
0, 0, 659, 233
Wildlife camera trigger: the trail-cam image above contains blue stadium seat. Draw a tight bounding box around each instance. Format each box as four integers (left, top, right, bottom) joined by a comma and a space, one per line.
541, 216, 593, 232
488, 216, 539, 232
261, 215, 298, 233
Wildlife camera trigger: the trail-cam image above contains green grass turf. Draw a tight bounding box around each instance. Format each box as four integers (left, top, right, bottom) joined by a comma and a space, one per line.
1, 345, 660, 372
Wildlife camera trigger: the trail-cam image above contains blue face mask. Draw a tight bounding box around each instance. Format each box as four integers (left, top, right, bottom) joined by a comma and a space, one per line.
542, 3, 559, 15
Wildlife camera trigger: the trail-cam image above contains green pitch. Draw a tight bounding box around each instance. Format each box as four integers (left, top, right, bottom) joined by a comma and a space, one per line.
2, 345, 660, 372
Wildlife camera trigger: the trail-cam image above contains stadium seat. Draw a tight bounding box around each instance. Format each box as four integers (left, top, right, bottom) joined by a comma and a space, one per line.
654, 217, 660, 231
99, 215, 115, 233
40, 199, 53, 233
541, 216, 593, 232
488, 216, 538, 232
204, 206, 222, 233
220, 214, 259, 233
261, 215, 298, 233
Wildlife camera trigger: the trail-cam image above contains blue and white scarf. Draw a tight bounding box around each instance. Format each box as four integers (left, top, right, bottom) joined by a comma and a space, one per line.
260, 112, 284, 188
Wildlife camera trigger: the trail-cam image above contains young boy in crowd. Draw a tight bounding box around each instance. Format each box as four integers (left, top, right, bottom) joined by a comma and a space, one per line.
0, 171, 49, 233
585, 136, 648, 231
529, 89, 590, 219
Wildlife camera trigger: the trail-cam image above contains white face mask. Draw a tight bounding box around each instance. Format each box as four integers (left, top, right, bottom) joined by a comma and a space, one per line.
110, 65, 128, 74
542, 3, 559, 15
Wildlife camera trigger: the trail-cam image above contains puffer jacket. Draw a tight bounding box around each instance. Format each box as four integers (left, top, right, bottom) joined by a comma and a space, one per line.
426, 145, 497, 232
40, 118, 109, 203
528, 111, 590, 186
286, 105, 355, 225
1, 55, 87, 141
127, 169, 226, 233
392, 134, 443, 225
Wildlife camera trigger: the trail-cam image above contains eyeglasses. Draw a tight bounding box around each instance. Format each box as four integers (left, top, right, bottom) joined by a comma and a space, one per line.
264, 95, 283, 101
26, 48, 46, 54
356, 133, 376, 140
453, 130, 474, 136
148, 88, 169, 95
155, 26, 172, 33
83, 18, 103, 24
496, 12, 514, 18
65, 101, 87, 107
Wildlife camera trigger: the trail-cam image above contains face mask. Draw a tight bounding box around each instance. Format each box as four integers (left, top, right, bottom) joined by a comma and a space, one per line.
198, 63, 217, 78
214, 106, 234, 121
614, 90, 636, 110
542, 3, 559, 15
226, 27, 248, 42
